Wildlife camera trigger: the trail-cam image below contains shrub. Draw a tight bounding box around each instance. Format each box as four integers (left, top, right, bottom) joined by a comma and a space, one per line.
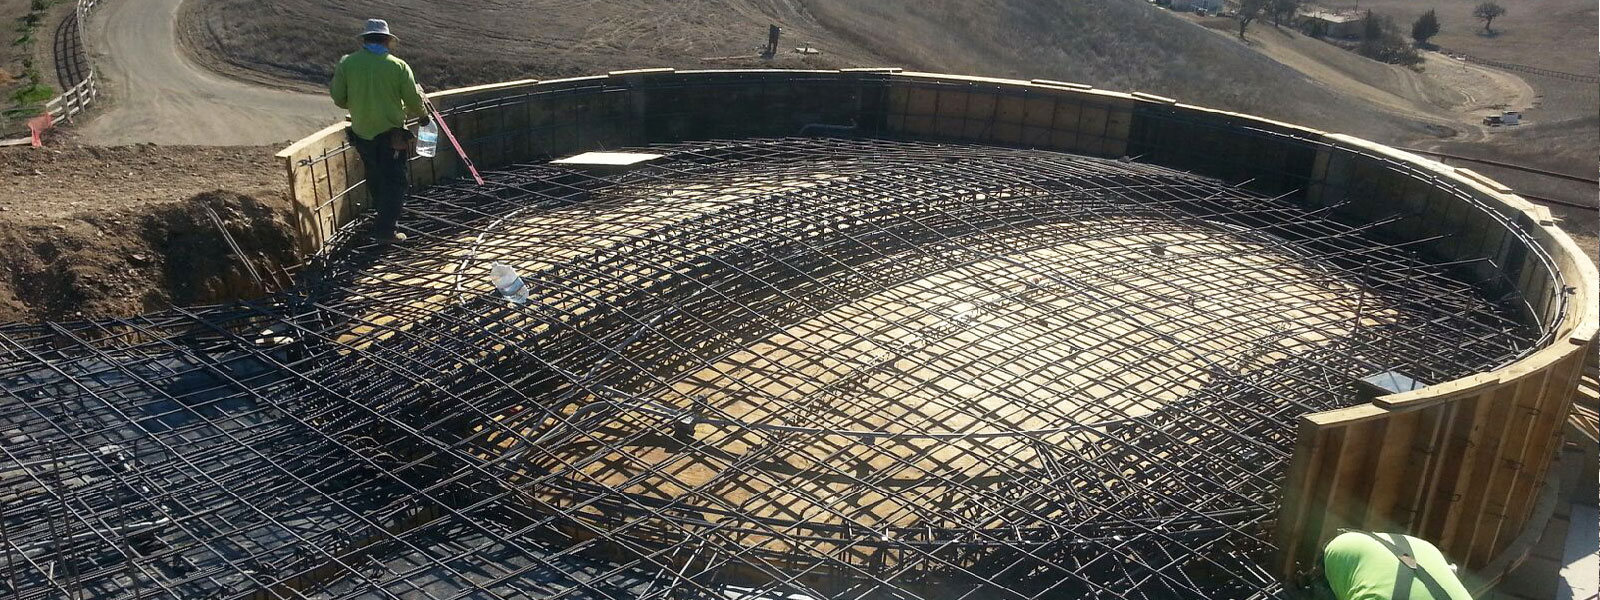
1411, 10, 1440, 46
10, 83, 54, 106
1358, 13, 1422, 65
1474, 2, 1505, 33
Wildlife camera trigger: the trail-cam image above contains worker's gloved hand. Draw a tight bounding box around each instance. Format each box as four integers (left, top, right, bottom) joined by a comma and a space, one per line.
417, 114, 432, 128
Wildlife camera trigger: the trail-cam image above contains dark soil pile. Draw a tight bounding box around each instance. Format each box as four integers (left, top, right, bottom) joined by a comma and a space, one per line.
0, 190, 297, 321
0, 144, 298, 321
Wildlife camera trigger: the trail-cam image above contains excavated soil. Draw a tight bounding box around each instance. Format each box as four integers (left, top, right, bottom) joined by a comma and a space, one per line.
0, 144, 297, 321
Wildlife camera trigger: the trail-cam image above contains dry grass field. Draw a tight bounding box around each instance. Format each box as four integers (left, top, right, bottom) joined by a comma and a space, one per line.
1308, 0, 1597, 75
1304, 0, 1598, 175
177, 0, 877, 91
174, 0, 1600, 243
0, 0, 27, 78
180, 0, 1439, 143
0, 0, 39, 133
178, 0, 1598, 169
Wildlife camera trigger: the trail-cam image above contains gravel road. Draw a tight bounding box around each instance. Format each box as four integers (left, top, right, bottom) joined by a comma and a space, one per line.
75, 0, 344, 145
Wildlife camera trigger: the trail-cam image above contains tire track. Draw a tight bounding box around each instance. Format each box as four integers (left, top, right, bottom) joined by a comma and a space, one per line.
52, 11, 87, 88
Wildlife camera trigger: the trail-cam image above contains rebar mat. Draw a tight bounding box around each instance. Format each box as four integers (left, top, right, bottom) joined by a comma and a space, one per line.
0, 138, 1546, 599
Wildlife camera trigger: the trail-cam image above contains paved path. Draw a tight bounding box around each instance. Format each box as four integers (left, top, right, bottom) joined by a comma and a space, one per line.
76, 0, 344, 145
1559, 503, 1598, 600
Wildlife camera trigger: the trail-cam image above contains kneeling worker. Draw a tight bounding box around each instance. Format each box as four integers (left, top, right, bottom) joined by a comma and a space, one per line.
330, 18, 428, 243
1323, 530, 1473, 600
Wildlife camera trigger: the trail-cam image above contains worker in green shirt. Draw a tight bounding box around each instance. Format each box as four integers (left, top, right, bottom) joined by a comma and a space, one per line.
330, 19, 427, 244
1323, 530, 1474, 600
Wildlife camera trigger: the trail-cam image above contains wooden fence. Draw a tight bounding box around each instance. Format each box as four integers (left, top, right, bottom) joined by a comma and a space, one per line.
0, 0, 100, 146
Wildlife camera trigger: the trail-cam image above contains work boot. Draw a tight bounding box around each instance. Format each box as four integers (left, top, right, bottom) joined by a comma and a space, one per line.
376, 231, 408, 244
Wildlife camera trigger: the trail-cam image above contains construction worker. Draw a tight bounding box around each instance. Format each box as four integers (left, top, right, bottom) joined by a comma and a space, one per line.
330, 19, 427, 244
765, 24, 781, 58
1322, 530, 1473, 600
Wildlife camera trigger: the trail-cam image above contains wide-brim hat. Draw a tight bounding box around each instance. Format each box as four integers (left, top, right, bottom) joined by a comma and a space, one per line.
360, 19, 396, 40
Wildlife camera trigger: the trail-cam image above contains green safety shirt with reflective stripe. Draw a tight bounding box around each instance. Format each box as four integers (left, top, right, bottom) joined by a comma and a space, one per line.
329, 49, 426, 141
1323, 531, 1474, 600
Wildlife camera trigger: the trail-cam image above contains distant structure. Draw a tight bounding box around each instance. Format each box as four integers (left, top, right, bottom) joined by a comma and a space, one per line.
1300, 7, 1364, 38
1169, 0, 1225, 13
763, 24, 781, 58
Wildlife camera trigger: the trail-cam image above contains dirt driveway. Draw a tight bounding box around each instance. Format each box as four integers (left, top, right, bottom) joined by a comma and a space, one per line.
75, 0, 343, 145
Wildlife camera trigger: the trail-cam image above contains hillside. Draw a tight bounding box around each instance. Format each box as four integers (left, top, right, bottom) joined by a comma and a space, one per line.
180, 0, 1437, 143
178, 0, 879, 89
1299, 0, 1598, 169
1309, 0, 1598, 76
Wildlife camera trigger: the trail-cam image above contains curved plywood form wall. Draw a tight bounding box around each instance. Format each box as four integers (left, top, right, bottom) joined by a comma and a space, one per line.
276, 68, 1597, 591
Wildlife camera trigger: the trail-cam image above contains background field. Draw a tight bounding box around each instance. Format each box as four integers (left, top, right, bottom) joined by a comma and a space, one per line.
1307, 0, 1598, 75
179, 0, 1598, 175
181, 0, 1459, 143
1301, 0, 1598, 178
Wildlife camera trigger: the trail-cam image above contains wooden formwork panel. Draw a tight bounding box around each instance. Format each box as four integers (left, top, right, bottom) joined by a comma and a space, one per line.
1275, 339, 1593, 581
991, 94, 1026, 145
1467, 371, 1549, 565
462, 103, 508, 169
932, 88, 969, 139
1441, 382, 1518, 551
881, 79, 1136, 158
278, 123, 360, 254
544, 95, 587, 158
1049, 100, 1084, 151
1019, 96, 1056, 146
1362, 409, 1426, 531
960, 91, 996, 140
1501, 344, 1589, 527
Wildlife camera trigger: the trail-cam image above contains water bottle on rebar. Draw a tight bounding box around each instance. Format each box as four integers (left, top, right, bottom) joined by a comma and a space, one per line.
489, 262, 529, 305
416, 120, 440, 158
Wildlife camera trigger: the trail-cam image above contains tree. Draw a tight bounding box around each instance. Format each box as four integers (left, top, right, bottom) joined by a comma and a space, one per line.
1271, 0, 1300, 27
1358, 12, 1423, 65
1411, 9, 1440, 45
1473, 2, 1505, 33
1361, 9, 1382, 40
1238, 0, 1269, 38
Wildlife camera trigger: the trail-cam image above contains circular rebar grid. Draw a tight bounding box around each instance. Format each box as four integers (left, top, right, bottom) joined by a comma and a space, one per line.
303, 138, 1536, 598
0, 137, 1544, 600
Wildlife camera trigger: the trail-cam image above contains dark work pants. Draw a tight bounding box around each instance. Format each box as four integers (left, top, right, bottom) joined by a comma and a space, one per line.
350, 129, 410, 238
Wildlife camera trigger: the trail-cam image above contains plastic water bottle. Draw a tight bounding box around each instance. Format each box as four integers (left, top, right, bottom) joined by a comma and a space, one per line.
489, 262, 530, 305
416, 121, 439, 158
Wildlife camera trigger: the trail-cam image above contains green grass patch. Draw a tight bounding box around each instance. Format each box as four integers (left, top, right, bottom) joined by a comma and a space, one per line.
9, 82, 52, 105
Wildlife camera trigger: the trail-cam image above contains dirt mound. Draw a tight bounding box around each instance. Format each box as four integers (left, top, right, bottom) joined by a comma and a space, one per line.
142, 191, 298, 306
1, 144, 284, 217
0, 190, 297, 321
0, 144, 296, 321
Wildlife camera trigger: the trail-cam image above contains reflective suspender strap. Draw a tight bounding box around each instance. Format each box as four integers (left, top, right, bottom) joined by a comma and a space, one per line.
1390, 535, 1414, 600
1352, 532, 1454, 600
